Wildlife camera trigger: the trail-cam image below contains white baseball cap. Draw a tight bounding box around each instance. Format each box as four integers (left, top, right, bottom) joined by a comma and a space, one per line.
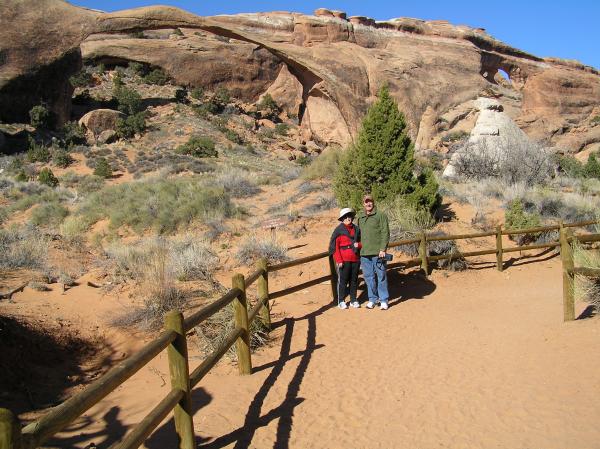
338, 207, 355, 220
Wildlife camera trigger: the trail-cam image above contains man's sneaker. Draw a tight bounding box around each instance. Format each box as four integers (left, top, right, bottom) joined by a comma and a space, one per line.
350, 301, 360, 308
366, 301, 375, 309
338, 302, 348, 310
380, 302, 389, 310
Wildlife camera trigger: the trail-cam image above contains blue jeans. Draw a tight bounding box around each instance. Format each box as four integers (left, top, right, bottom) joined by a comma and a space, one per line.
360, 256, 389, 304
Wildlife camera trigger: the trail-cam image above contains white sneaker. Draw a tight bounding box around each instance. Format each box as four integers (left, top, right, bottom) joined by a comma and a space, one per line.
380, 302, 389, 310
366, 301, 375, 309
350, 301, 360, 308
338, 302, 348, 309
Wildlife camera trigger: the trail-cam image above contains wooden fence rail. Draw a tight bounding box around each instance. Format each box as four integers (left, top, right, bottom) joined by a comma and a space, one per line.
2, 218, 598, 449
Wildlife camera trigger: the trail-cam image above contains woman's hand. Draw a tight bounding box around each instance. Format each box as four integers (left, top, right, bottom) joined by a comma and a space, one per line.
337, 262, 343, 268
353, 242, 359, 248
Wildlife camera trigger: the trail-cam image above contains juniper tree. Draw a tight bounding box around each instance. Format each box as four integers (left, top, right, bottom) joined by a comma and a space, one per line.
334, 85, 441, 213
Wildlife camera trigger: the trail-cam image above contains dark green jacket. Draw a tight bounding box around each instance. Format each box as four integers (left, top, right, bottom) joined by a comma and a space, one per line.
356, 208, 390, 256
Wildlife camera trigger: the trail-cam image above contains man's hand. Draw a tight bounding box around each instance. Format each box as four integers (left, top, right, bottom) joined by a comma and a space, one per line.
337, 262, 343, 268
353, 242, 359, 248
378, 250, 386, 258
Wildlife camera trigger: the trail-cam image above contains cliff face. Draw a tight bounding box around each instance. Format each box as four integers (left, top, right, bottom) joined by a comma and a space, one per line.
1, 1, 599, 152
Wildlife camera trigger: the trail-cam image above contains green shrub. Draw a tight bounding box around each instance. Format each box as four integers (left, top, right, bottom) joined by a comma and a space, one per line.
130, 31, 146, 39
441, 130, 469, 143
584, 153, 600, 179
214, 87, 231, 106
94, 157, 113, 178
30, 202, 69, 227
591, 115, 600, 125
176, 136, 217, 158
334, 85, 441, 213
190, 87, 204, 100
116, 112, 147, 138
62, 121, 86, 146
26, 137, 51, 163
69, 70, 93, 88
275, 123, 290, 136
29, 104, 52, 128
53, 149, 74, 168
76, 178, 234, 234
113, 85, 143, 115
15, 171, 29, 182
0, 225, 49, 269
294, 155, 311, 166
555, 154, 585, 178
112, 71, 124, 88
143, 68, 169, 86
174, 88, 188, 103
38, 168, 59, 187
257, 93, 280, 119
129, 61, 149, 77
505, 199, 541, 230
302, 146, 343, 180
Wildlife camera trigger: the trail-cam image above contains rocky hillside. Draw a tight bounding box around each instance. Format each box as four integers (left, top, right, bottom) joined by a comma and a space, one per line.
1, 0, 600, 154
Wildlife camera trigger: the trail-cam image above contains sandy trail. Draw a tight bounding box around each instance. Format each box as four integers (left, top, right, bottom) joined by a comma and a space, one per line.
28, 253, 598, 449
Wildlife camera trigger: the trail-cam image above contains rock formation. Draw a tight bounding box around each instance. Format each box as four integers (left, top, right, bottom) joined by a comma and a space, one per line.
1, 1, 599, 153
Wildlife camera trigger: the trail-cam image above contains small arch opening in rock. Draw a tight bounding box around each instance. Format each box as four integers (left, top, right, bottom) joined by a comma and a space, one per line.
498, 69, 510, 82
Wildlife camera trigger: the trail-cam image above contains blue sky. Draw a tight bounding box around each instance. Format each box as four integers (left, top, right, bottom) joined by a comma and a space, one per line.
71, 1, 599, 69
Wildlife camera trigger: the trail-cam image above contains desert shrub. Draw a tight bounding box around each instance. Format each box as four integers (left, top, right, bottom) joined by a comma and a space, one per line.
29, 104, 51, 128
0, 225, 49, 269
62, 121, 86, 146
38, 168, 59, 187
504, 199, 542, 244
274, 123, 290, 136
572, 241, 600, 310
113, 85, 143, 115
591, 115, 600, 125
30, 202, 69, 227
60, 172, 105, 194
53, 149, 74, 168
194, 303, 269, 360
128, 61, 149, 77
116, 111, 147, 138
28, 281, 51, 292
427, 233, 467, 271
190, 87, 204, 100
174, 88, 188, 103
584, 153, 600, 179
452, 132, 552, 186
176, 136, 217, 158
555, 154, 585, 178
69, 70, 93, 88
294, 155, 311, 166
441, 130, 468, 143
382, 196, 435, 256
15, 171, 29, 182
60, 215, 88, 244
112, 71, 124, 88
130, 31, 146, 39
143, 68, 169, 85
93, 157, 113, 178
302, 194, 338, 215
257, 93, 280, 120
214, 87, 231, 106
77, 177, 234, 234
204, 219, 229, 241
26, 137, 51, 163
236, 235, 288, 264
215, 169, 261, 198
109, 239, 187, 330
170, 236, 219, 281
334, 85, 441, 213
222, 128, 244, 144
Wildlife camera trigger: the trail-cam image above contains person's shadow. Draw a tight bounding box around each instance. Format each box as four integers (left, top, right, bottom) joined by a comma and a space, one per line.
357, 268, 436, 307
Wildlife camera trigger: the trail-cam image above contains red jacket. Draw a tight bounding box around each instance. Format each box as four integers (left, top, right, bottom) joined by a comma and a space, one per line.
333, 224, 361, 264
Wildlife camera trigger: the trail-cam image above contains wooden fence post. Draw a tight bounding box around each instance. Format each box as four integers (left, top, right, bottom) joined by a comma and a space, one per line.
496, 225, 503, 272
164, 311, 195, 449
232, 273, 252, 375
257, 258, 271, 331
419, 232, 429, 276
0, 409, 21, 449
328, 255, 339, 303
560, 227, 575, 322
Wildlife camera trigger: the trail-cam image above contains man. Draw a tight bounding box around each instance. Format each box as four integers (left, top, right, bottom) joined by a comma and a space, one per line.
356, 194, 390, 310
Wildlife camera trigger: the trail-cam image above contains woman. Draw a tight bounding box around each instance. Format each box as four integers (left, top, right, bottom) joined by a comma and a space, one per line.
328, 207, 362, 309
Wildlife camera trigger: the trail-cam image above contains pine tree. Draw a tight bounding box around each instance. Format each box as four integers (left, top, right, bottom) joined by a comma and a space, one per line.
334, 85, 440, 213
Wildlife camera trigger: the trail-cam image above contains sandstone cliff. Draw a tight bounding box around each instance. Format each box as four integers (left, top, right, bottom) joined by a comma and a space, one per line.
1, 1, 599, 152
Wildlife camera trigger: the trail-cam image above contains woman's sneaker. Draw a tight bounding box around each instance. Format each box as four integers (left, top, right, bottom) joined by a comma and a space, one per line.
350, 301, 360, 308
366, 301, 375, 309
338, 302, 348, 309
380, 302, 389, 310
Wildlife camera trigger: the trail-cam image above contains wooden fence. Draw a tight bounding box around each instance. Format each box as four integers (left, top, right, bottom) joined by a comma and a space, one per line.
0, 219, 598, 449
561, 229, 600, 321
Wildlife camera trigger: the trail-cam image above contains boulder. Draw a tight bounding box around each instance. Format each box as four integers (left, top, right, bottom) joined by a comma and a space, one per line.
97, 129, 118, 144
78, 109, 124, 137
